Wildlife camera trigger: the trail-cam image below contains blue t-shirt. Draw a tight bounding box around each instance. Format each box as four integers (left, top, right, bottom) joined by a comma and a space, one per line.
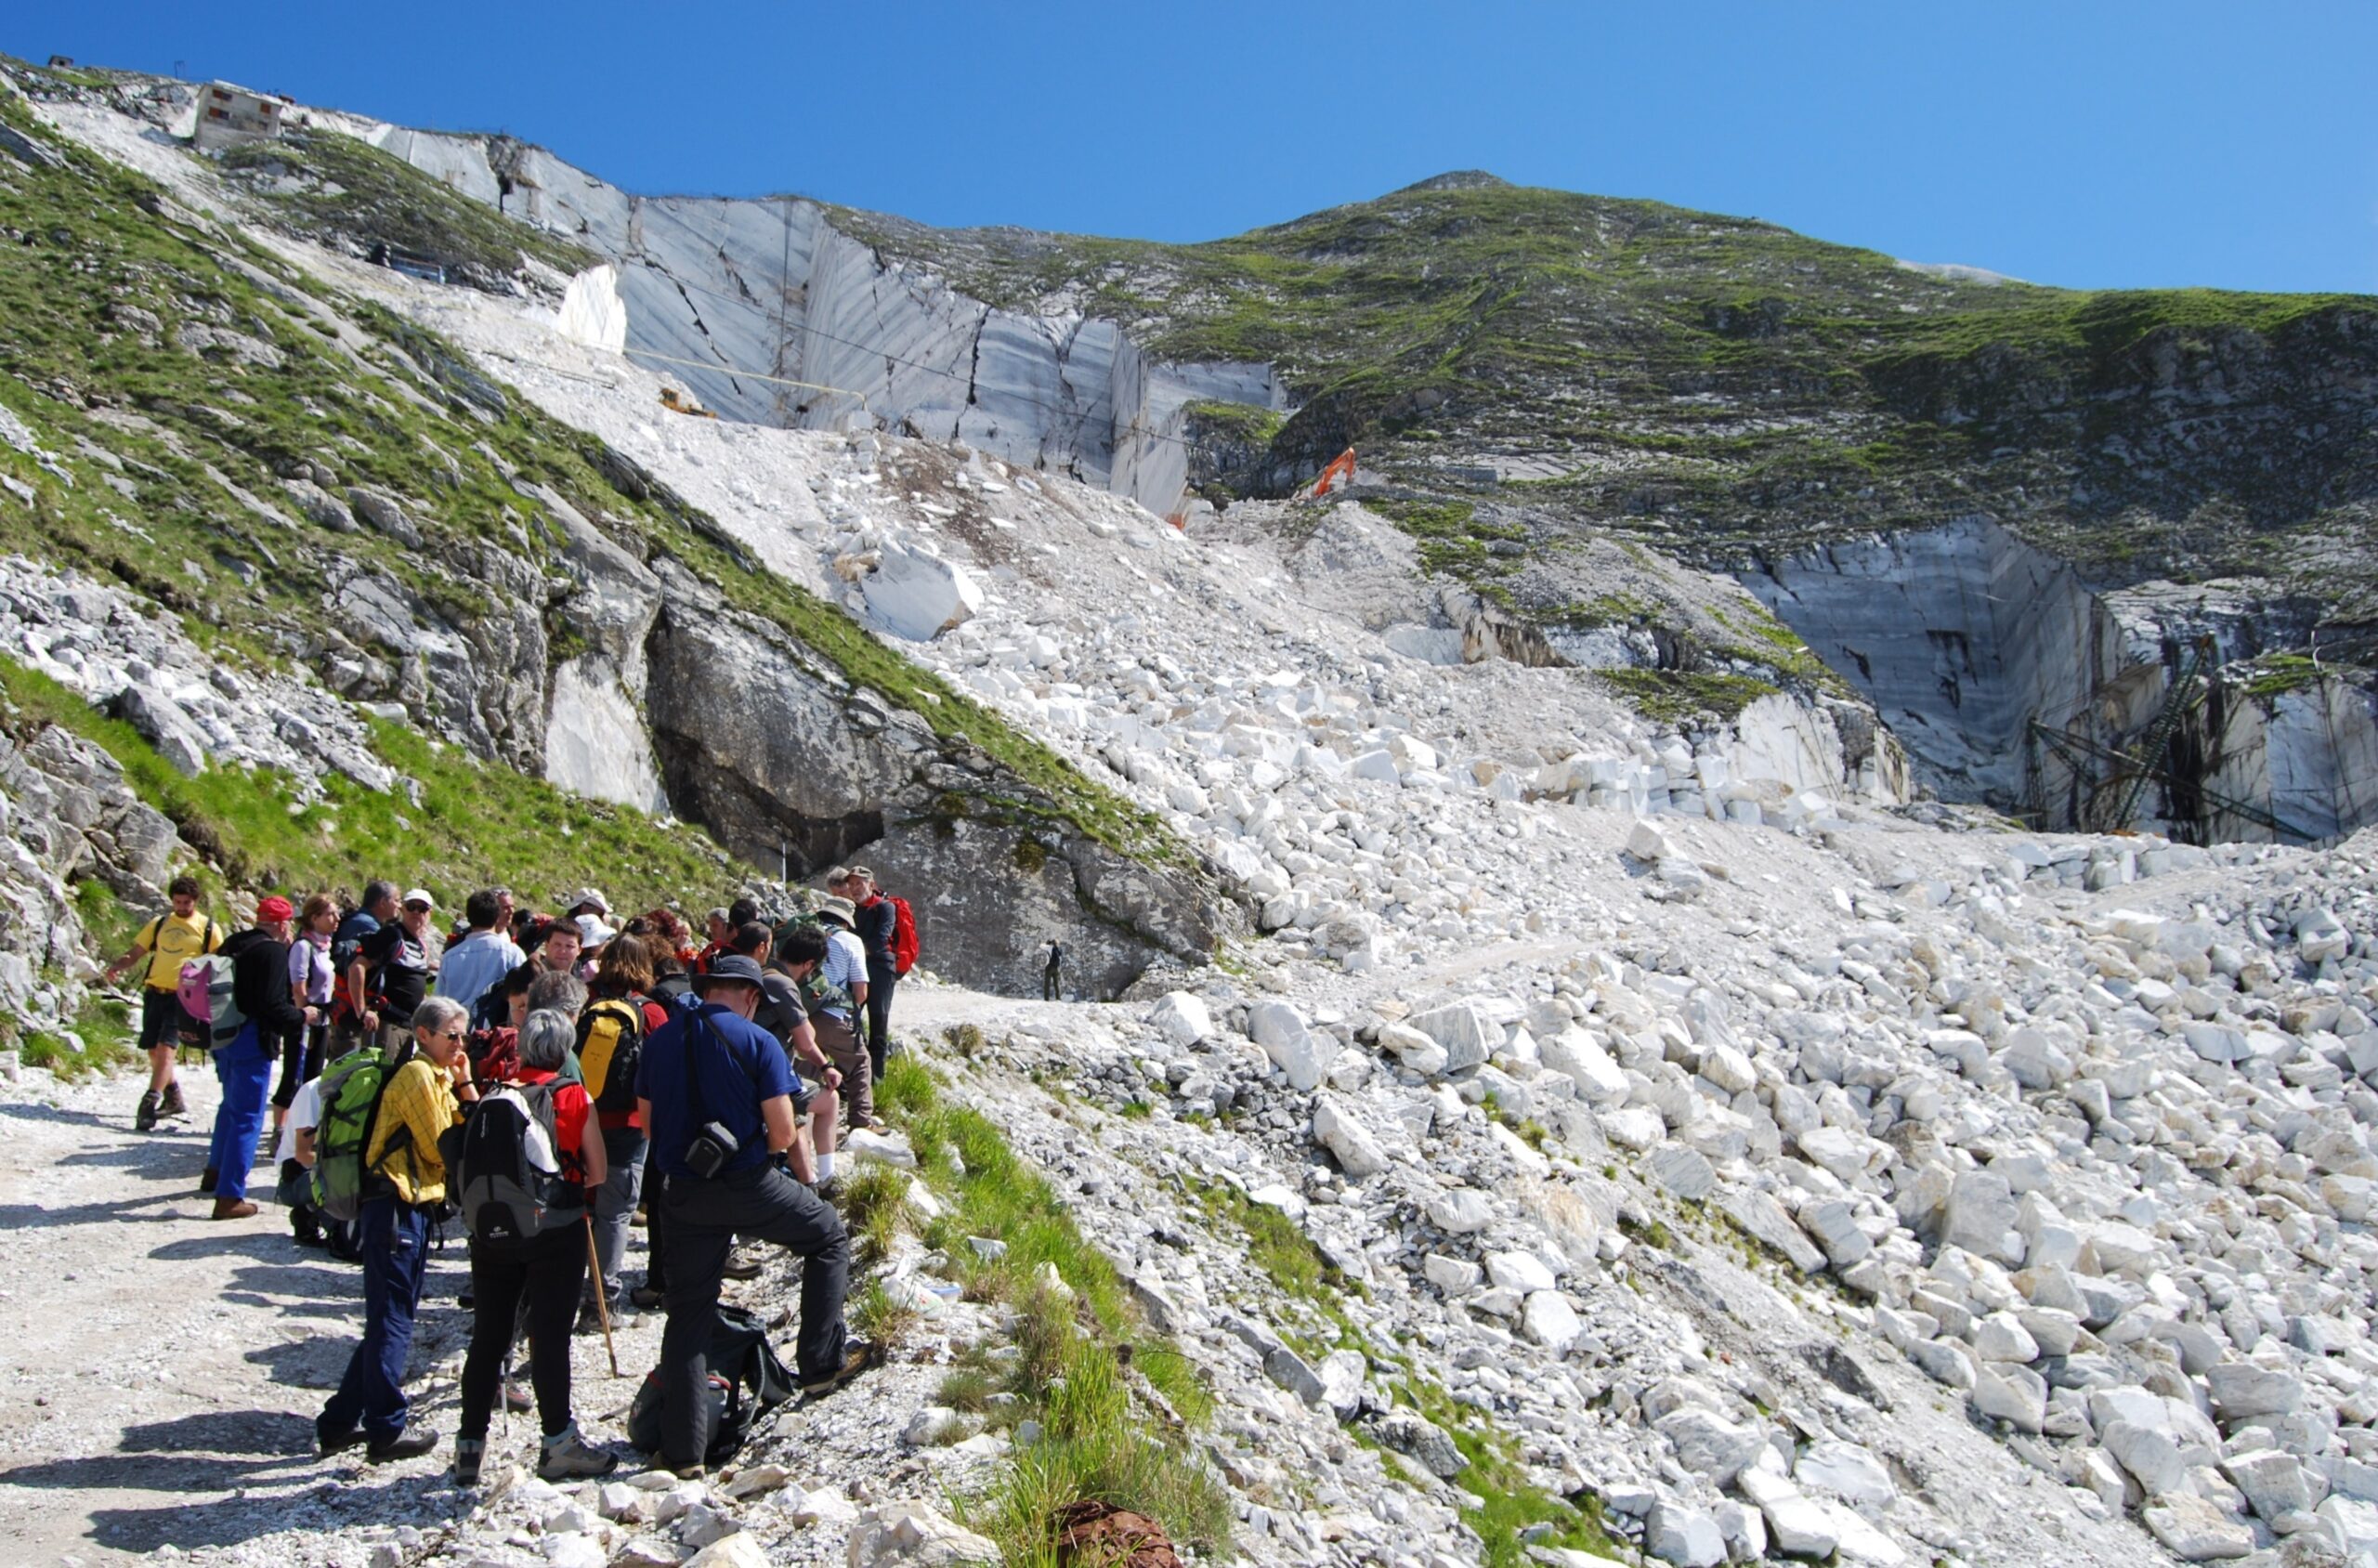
635, 1000, 793, 1181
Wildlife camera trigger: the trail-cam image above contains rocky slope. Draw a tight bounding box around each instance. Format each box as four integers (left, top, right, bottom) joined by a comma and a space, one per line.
270, 84, 2378, 848
6, 51, 2378, 1568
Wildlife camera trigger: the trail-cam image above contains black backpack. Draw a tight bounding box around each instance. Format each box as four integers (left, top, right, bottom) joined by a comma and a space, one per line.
438, 1081, 581, 1244
626, 1304, 796, 1464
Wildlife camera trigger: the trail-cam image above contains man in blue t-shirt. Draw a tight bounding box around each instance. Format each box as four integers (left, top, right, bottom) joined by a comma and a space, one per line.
634, 955, 874, 1472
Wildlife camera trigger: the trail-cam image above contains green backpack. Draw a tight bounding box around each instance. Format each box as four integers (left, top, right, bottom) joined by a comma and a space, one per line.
309, 1040, 413, 1222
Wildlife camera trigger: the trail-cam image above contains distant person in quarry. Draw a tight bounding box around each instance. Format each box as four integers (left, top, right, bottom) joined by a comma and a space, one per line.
1042, 938, 1064, 1001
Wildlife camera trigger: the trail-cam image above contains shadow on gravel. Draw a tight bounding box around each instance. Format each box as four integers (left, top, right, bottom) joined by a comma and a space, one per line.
0, 1197, 189, 1229
0, 1411, 325, 1552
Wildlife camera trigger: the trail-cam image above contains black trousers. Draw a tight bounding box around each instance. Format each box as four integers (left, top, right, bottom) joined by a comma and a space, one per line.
459, 1222, 586, 1441
271, 1022, 326, 1109
863, 961, 895, 1080
1042, 963, 1061, 1000
659, 1164, 846, 1469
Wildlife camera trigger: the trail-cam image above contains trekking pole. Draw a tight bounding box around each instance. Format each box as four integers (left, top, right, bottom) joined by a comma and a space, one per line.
584, 1212, 622, 1379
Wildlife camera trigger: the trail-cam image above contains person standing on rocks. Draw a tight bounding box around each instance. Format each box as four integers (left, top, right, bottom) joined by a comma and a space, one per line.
349, 889, 438, 1052
581, 935, 669, 1326
1042, 938, 1064, 1001
272, 894, 340, 1130
845, 868, 900, 1083
318, 995, 475, 1465
768, 924, 851, 1186
103, 873, 221, 1132
637, 955, 873, 1474
327, 882, 399, 1059
812, 896, 873, 1128
452, 1008, 616, 1487
202, 895, 319, 1219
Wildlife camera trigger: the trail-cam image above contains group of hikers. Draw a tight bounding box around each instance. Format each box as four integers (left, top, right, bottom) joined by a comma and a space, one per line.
104, 863, 918, 1484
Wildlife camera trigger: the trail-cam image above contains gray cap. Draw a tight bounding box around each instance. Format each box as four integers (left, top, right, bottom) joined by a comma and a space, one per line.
693, 953, 767, 992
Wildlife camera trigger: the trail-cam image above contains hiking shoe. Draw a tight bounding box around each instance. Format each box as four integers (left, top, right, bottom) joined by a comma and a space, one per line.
197, 1168, 219, 1195
670, 1460, 706, 1482
317, 1419, 365, 1457
161, 1081, 188, 1118
211, 1198, 259, 1221
574, 1300, 610, 1337
452, 1437, 486, 1488
799, 1338, 880, 1397
135, 1091, 161, 1132
503, 1379, 532, 1415
629, 1285, 666, 1310
538, 1423, 619, 1481
722, 1248, 764, 1281
366, 1429, 437, 1464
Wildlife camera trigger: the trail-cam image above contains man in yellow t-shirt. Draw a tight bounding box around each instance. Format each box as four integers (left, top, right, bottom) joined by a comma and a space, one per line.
103, 874, 223, 1131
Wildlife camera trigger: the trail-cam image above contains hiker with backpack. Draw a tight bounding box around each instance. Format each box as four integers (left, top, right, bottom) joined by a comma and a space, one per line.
580, 934, 670, 1325
103, 873, 223, 1132
810, 897, 875, 1130
200, 895, 320, 1219
317, 995, 477, 1465
348, 889, 439, 1051
273, 894, 340, 1130
842, 868, 910, 1083
449, 1008, 617, 1486
327, 882, 399, 1059
637, 954, 874, 1475
768, 925, 855, 1187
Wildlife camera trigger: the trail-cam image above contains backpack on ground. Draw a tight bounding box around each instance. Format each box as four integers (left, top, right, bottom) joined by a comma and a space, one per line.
626, 1303, 796, 1465
887, 895, 919, 977
176, 952, 245, 1052
576, 996, 647, 1114
309, 1041, 412, 1223
439, 1081, 579, 1244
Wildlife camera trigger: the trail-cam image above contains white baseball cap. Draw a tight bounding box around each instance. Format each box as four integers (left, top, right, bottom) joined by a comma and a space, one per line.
402, 888, 436, 909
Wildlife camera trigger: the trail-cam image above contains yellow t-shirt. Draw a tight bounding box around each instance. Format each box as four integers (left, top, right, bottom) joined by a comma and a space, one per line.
135, 910, 222, 991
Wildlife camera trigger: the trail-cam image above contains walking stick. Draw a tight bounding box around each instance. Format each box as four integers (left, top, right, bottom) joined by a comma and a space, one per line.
584, 1211, 622, 1379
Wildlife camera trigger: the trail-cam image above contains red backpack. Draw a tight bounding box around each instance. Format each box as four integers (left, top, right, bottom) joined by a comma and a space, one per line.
889, 895, 919, 977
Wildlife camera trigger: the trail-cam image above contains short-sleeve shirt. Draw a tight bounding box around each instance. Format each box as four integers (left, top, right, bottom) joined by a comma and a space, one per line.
136, 910, 222, 991
635, 1000, 792, 1183
359, 922, 433, 1024
820, 928, 869, 1016
272, 1076, 325, 1166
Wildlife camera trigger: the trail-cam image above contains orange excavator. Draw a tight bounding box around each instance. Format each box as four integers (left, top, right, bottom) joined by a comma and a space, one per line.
660, 386, 718, 419
1308, 448, 1357, 497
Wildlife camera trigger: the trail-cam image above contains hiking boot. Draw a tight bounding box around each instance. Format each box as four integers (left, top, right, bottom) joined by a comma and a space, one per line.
503, 1379, 532, 1415
211, 1198, 259, 1221
722, 1248, 764, 1281
366, 1429, 437, 1464
574, 1299, 610, 1337
135, 1091, 162, 1132
451, 1437, 486, 1488
317, 1419, 365, 1457
629, 1285, 666, 1310
669, 1460, 706, 1482
161, 1081, 188, 1118
537, 1423, 619, 1480
799, 1338, 880, 1398
198, 1168, 219, 1195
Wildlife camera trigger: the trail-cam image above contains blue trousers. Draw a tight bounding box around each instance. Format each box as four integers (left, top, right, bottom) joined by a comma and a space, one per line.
320, 1197, 429, 1444
206, 1027, 274, 1203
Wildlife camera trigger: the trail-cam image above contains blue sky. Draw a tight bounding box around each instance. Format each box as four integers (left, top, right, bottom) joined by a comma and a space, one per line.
20, 2, 2378, 294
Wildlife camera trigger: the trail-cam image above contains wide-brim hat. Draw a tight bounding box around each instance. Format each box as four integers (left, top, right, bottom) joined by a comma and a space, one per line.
815, 895, 857, 927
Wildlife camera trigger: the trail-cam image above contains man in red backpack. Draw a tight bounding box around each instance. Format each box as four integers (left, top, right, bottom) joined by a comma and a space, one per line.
838, 868, 903, 1085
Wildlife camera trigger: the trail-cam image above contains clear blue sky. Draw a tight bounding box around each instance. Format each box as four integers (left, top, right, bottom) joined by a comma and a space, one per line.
20, 2, 2378, 294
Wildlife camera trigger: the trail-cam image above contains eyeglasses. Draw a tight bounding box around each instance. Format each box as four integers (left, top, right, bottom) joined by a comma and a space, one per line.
431, 1027, 465, 1040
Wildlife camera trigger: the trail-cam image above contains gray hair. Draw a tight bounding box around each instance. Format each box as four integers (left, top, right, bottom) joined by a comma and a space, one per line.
411, 996, 468, 1039
518, 1008, 577, 1071
526, 971, 588, 1019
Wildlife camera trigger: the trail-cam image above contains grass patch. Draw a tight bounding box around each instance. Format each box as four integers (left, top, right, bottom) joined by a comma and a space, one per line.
840, 1165, 912, 1269
1385, 1371, 1624, 1568
1593, 667, 1781, 726
0, 653, 739, 912
874, 1055, 1227, 1560
216, 128, 600, 281
1184, 1175, 1350, 1302
2240, 653, 2326, 700
849, 1277, 919, 1348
